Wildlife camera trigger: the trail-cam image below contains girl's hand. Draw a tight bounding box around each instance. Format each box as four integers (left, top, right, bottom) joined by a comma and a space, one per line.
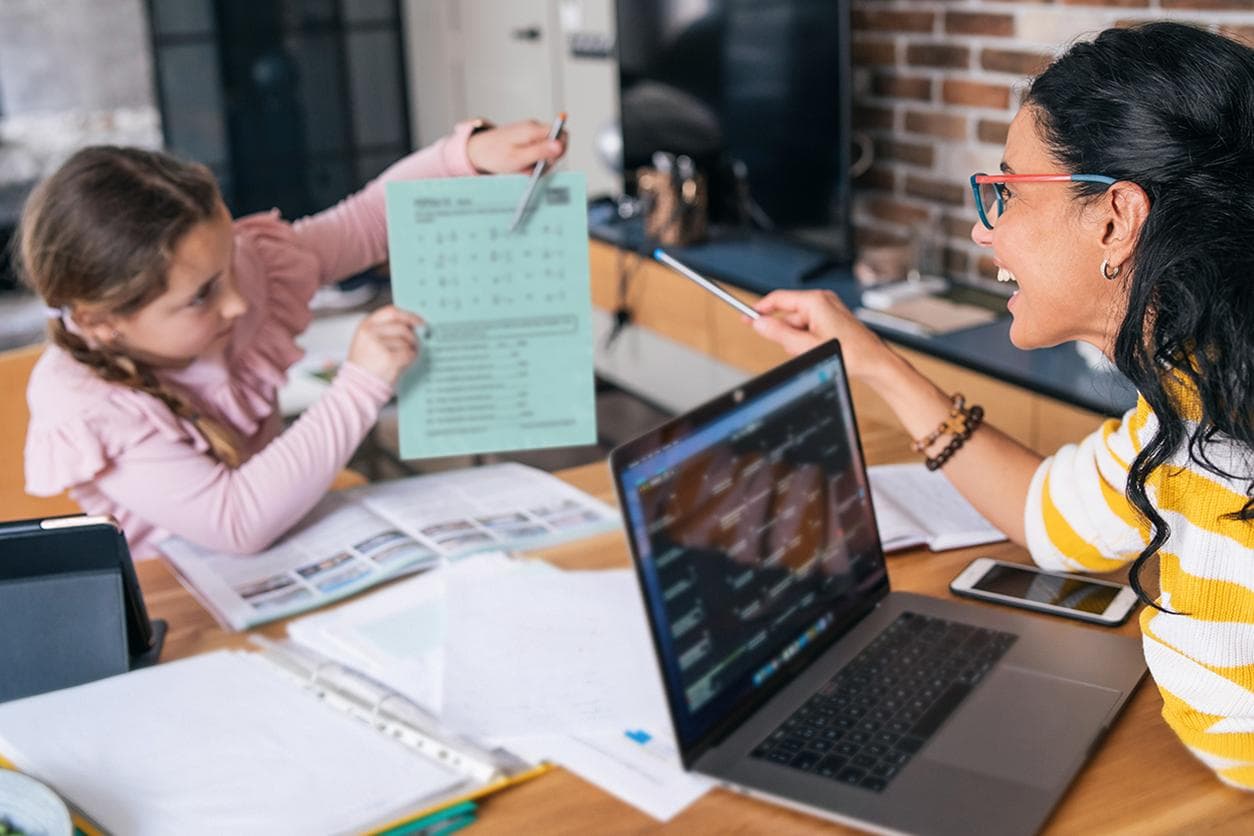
466, 119, 567, 174
749, 289, 895, 382
347, 306, 425, 387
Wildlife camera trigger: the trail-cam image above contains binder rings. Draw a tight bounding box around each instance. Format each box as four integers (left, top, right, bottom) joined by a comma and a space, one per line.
252, 636, 552, 835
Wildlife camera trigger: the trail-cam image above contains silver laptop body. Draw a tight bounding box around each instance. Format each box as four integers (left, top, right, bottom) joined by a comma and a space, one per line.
609, 340, 1146, 836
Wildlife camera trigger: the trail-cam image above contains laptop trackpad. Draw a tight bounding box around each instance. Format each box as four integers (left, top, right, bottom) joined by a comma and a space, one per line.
922, 666, 1121, 790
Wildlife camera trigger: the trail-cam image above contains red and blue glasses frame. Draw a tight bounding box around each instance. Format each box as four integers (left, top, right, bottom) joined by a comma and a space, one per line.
970, 173, 1117, 230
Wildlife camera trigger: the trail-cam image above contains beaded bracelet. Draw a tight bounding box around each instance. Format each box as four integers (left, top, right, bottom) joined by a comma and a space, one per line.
911, 394, 967, 453
924, 404, 984, 471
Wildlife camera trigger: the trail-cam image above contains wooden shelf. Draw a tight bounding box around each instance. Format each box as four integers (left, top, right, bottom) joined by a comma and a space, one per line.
589, 240, 1105, 455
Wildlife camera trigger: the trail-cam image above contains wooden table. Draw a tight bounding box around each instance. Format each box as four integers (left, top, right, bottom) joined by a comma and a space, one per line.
136, 417, 1252, 835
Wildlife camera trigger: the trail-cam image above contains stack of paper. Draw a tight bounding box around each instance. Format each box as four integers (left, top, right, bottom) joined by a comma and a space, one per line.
286, 551, 529, 714
286, 556, 713, 821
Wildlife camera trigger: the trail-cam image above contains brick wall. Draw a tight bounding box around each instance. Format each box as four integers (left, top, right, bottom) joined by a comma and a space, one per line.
849, 0, 1254, 287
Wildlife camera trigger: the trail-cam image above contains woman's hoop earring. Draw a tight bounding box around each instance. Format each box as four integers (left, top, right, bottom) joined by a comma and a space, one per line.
1100, 258, 1122, 281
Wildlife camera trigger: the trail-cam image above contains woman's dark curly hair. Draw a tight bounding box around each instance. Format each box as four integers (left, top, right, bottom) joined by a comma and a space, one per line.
1025, 22, 1254, 607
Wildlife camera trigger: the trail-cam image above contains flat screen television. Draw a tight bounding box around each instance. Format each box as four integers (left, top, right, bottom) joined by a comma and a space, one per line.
616, 0, 853, 264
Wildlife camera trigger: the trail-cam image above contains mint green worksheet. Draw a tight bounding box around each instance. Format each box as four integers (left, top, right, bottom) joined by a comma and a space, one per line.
385, 172, 595, 459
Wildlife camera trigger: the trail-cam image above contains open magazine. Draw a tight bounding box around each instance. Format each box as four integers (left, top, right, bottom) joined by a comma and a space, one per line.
159, 463, 621, 630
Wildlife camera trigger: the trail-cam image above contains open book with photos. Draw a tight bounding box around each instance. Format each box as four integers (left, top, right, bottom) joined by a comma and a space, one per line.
159, 463, 621, 630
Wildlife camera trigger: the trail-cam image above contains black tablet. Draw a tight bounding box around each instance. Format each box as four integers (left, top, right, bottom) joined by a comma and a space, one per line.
0, 515, 165, 702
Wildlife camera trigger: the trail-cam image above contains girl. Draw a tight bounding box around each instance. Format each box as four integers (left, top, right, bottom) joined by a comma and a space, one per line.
20, 118, 566, 557
750, 23, 1254, 789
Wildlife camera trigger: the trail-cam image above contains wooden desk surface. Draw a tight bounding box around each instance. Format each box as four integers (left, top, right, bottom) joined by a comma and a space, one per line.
135, 418, 1251, 835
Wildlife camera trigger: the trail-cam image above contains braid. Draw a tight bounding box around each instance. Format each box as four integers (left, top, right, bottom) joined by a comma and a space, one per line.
50, 319, 243, 468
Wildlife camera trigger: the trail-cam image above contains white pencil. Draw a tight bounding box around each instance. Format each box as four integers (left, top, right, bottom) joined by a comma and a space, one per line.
652, 249, 761, 320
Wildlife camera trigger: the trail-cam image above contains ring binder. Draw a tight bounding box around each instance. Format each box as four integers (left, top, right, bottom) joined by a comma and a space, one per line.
249, 636, 528, 787
308, 659, 341, 696
372, 692, 404, 731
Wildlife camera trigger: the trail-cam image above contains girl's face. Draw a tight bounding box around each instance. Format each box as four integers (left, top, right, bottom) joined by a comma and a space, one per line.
94, 202, 248, 368
970, 107, 1127, 356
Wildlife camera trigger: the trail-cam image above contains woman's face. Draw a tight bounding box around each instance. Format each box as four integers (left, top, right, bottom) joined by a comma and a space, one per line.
971, 107, 1127, 356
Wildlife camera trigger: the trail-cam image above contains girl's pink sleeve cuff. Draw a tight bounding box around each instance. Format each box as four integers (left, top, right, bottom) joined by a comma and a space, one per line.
334, 360, 395, 406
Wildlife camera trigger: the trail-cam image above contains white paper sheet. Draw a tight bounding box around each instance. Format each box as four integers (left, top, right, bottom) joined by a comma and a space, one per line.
442, 568, 668, 738
0, 651, 462, 836
868, 463, 1006, 551
503, 729, 713, 822
287, 551, 524, 714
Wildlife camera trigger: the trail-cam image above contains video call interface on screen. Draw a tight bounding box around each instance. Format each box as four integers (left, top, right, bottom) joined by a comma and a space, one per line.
622, 358, 886, 720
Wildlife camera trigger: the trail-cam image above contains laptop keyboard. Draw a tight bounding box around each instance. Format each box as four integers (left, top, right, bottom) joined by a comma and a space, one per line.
750, 611, 1017, 793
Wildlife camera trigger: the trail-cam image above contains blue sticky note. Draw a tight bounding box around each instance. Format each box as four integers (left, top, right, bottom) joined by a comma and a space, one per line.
385, 173, 596, 459
625, 729, 652, 745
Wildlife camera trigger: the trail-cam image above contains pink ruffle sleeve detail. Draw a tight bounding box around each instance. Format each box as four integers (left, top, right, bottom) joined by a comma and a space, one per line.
24, 353, 208, 497
24, 413, 116, 497
171, 211, 320, 440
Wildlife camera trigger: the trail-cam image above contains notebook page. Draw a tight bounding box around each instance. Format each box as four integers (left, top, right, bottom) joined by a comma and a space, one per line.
872, 468, 932, 551
868, 463, 1005, 551
0, 651, 462, 836
868, 481, 929, 551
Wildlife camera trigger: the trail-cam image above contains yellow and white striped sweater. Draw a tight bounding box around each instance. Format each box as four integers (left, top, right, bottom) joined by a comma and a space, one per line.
1025, 393, 1254, 789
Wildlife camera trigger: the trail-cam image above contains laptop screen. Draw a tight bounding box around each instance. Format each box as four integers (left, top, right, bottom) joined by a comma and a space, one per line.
612, 342, 888, 754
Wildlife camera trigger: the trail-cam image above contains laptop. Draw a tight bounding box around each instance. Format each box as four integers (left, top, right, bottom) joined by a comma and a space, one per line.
609, 340, 1146, 835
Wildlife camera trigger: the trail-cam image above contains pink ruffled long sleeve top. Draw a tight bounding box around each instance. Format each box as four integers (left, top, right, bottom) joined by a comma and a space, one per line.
24, 123, 480, 557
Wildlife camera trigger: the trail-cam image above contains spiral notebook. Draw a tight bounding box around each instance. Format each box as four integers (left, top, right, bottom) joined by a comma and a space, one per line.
0, 644, 542, 835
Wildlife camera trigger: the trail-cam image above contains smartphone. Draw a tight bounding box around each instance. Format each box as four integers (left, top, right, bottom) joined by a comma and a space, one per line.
949, 557, 1138, 626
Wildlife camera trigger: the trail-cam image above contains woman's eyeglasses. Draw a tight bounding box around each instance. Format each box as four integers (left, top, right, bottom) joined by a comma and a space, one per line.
969, 173, 1116, 229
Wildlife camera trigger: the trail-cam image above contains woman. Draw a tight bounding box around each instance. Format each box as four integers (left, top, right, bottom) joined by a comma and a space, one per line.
751, 22, 1254, 789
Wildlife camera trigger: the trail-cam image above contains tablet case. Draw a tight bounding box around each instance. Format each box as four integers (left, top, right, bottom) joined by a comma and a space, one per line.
0, 515, 166, 703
